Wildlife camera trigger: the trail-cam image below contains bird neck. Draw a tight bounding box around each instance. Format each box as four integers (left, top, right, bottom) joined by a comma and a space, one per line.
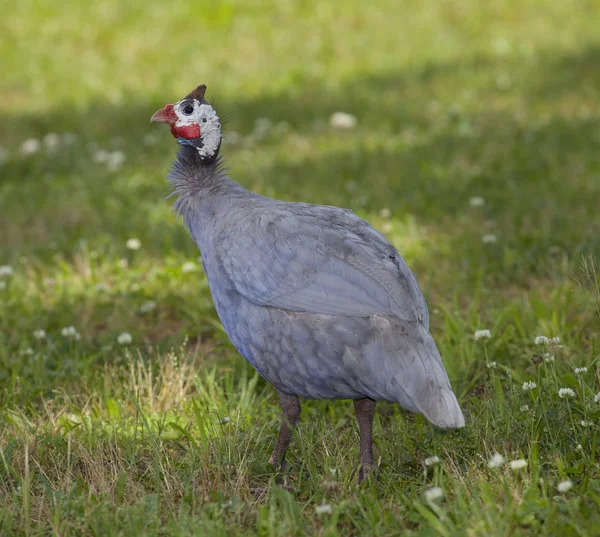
168, 145, 227, 217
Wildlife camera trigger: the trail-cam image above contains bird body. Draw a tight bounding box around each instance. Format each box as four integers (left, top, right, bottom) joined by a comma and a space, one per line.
171, 151, 464, 430
152, 85, 464, 480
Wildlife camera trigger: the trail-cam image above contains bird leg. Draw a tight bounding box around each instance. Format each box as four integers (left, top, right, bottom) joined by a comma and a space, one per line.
269, 390, 301, 471
353, 397, 377, 482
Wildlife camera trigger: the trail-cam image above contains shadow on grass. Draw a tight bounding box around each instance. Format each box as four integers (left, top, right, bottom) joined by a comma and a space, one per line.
531, 44, 600, 99
1, 47, 599, 365
3, 45, 600, 138
1, 59, 599, 257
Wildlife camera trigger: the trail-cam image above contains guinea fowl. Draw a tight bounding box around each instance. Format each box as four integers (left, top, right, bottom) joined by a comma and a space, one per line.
151, 84, 465, 481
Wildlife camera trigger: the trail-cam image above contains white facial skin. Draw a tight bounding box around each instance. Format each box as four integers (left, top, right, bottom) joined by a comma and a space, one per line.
174, 99, 221, 159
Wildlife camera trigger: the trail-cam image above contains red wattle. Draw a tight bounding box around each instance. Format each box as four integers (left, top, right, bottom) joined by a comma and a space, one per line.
172, 123, 201, 140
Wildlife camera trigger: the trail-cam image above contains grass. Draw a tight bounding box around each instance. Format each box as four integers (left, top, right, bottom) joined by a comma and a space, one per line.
1, 0, 600, 534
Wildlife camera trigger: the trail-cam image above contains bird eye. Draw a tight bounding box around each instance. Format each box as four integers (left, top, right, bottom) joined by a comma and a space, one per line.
202, 117, 208, 123
182, 104, 194, 115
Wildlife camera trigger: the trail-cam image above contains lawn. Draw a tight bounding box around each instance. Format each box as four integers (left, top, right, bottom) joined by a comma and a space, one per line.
1, 0, 600, 535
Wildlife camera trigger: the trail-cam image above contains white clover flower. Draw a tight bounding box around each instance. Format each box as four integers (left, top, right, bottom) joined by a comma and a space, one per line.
424, 487, 444, 502
487, 361, 497, 369
424, 456, 440, 467
43, 133, 61, 150
61, 326, 81, 340
143, 133, 158, 146
315, 504, 333, 515
330, 112, 357, 129
469, 196, 485, 207
522, 381, 537, 391
345, 180, 357, 192
117, 332, 132, 345
21, 348, 34, 356
252, 117, 272, 140
379, 208, 392, 218
255, 118, 272, 129
107, 150, 125, 172
574, 367, 587, 374
549, 336, 563, 349
576, 444, 583, 451
0, 265, 14, 278
181, 261, 198, 273
535, 336, 550, 345
126, 238, 141, 250
474, 329, 492, 340
594, 392, 600, 403
557, 480, 573, 493
380, 222, 393, 234
481, 234, 497, 244
580, 420, 592, 427
543, 353, 555, 363
493, 38, 511, 56
509, 459, 527, 470
93, 149, 109, 163
33, 329, 46, 340
488, 453, 505, 469
558, 388, 575, 399
218, 416, 231, 424
20, 138, 41, 155
520, 405, 529, 412
139, 300, 157, 314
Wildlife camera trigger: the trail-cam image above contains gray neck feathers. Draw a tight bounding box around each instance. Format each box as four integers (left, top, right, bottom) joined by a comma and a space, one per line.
168, 146, 227, 217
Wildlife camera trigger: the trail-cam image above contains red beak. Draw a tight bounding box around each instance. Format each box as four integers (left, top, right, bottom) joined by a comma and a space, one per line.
150, 104, 177, 124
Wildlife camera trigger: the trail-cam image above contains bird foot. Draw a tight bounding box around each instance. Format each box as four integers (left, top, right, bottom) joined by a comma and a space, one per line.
268, 454, 288, 473
358, 463, 376, 484
269, 455, 292, 487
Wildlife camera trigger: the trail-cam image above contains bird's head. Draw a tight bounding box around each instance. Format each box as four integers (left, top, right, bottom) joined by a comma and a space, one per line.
150, 84, 221, 163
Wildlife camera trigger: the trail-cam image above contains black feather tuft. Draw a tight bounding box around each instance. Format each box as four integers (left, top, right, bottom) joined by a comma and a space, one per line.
167, 146, 227, 218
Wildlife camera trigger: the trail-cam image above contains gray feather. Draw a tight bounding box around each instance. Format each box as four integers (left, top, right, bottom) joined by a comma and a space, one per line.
170, 146, 464, 429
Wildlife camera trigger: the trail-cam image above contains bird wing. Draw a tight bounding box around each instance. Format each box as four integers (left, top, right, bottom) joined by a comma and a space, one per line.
216, 203, 429, 325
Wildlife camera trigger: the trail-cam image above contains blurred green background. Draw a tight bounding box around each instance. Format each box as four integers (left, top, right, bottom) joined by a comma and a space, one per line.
1, 1, 600, 535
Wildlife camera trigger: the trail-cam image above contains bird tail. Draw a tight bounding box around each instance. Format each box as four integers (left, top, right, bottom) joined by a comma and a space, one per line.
387, 321, 465, 429
420, 384, 465, 429
412, 325, 465, 429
